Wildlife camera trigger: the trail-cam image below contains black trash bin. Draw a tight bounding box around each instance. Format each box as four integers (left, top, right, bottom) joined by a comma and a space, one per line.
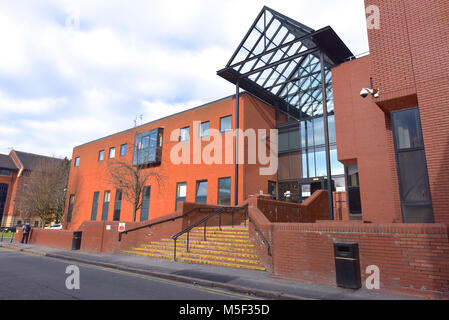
333, 242, 361, 289
72, 231, 82, 250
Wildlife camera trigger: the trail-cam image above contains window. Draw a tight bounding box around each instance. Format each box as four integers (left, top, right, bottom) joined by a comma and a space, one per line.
392, 107, 433, 223
120, 144, 127, 156
101, 191, 111, 221
74, 157, 80, 168
268, 181, 276, 198
346, 165, 362, 218
180, 127, 190, 142
140, 186, 151, 221
113, 189, 122, 221
199, 121, 210, 138
218, 177, 231, 205
133, 128, 163, 166
220, 115, 232, 132
175, 182, 187, 211
98, 150, 105, 162
91, 192, 100, 221
0, 169, 11, 176
109, 147, 116, 159
67, 195, 75, 223
195, 180, 208, 204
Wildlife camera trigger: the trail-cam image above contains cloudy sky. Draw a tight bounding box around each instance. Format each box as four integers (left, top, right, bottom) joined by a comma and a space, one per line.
0, 0, 369, 159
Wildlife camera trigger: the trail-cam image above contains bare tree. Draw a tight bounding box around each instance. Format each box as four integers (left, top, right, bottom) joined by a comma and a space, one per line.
17, 157, 70, 226
107, 136, 166, 222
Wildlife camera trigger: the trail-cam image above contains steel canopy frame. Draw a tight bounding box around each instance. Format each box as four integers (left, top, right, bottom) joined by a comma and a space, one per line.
217, 6, 353, 217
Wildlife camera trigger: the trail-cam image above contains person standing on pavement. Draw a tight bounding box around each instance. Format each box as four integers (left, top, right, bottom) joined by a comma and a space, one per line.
21, 222, 31, 244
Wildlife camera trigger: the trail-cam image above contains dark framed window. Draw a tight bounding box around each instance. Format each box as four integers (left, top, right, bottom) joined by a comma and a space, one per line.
220, 115, 232, 132
91, 191, 100, 221
101, 191, 111, 221
74, 157, 80, 168
133, 128, 163, 166
98, 150, 105, 162
67, 194, 75, 223
175, 182, 187, 211
346, 165, 362, 218
392, 107, 433, 223
120, 144, 127, 156
218, 177, 231, 206
199, 121, 210, 138
109, 147, 116, 159
195, 180, 208, 204
180, 127, 190, 142
268, 181, 276, 198
140, 186, 151, 222
113, 189, 122, 221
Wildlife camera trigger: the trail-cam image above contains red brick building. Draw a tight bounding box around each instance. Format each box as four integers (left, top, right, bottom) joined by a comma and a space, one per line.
333, 0, 449, 224
0, 150, 65, 228
52, 3, 449, 297
65, 94, 279, 230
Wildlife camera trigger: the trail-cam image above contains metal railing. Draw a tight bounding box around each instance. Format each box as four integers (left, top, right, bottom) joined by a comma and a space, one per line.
171, 204, 272, 261
118, 205, 242, 242
245, 211, 272, 257
171, 206, 231, 261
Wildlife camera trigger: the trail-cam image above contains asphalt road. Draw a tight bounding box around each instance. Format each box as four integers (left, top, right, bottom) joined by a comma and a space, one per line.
0, 248, 257, 300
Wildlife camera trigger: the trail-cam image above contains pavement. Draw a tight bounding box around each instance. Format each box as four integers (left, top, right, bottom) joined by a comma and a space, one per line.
0, 240, 420, 300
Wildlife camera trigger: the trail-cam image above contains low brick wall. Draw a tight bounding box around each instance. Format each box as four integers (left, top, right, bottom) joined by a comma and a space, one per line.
15, 228, 75, 250
248, 196, 449, 298
256, 190, 330, 223
78, 202, 247, 254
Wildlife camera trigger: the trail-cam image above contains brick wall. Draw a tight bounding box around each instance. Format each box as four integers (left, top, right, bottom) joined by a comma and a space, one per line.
78, 202, 247, 254
364, 0, 449, 223
248, 196, 449, 298
15, 228, 75, 250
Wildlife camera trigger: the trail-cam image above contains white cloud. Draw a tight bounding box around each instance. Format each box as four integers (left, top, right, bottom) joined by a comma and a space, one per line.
0, 0, 369, 158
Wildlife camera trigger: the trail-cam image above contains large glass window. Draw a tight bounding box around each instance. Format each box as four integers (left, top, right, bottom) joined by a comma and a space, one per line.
175, 182, 187, 211
67, 194, 75, 223
113, 189, 122, 221
346, 165, 362, 217
101, 191, 110, 221
133, 128, 163, 166
74, 157, 80, 168
278, 115, 342, 180
218, 177, 231, 205
140, 186, 151, 221
195, 180, 208, 204
392, 107, 433, 223
91, 192, 100, 221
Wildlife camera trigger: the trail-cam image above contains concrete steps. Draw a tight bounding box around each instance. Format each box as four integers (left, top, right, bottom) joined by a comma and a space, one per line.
122, 225, 266, 271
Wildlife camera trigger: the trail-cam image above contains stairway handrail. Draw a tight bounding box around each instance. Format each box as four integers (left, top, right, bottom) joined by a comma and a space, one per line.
118, 205, 231, 242
171, 205, 247, 261
247, 212, 272, 257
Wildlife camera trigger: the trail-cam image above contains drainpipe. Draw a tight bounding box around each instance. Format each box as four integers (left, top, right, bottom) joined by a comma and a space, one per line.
235, 81, 240, 206
320, 51, 334, 220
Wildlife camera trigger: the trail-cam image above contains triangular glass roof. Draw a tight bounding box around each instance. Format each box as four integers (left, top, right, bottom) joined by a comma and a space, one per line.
217, 6, 352, 120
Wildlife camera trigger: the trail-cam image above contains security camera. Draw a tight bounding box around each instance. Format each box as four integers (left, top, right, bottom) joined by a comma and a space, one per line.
360, 88, 380, 99
360, 88, 373, 98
